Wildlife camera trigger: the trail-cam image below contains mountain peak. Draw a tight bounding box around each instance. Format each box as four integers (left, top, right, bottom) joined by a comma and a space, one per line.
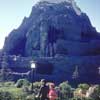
36, 0, 81, 15
38, 0, 74, 4
4, 0, 99, 57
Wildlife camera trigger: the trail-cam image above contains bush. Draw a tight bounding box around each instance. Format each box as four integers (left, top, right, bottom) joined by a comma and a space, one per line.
78, 83, 89, 94
33, 82, 41, 89
78, 84, 89, 90
0, 91, 14, 100
59, 81, 72, 100
4, 81, 15, 87
15, 79, 30, 88
0, 86, 27, 100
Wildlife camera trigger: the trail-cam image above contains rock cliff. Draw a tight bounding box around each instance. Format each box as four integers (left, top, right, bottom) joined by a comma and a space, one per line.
2, 0, 100, 84
3, 0, 100, 57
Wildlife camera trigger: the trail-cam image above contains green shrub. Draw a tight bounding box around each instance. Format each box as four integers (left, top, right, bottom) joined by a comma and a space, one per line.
33, 82, 41, 88
0, 91, 14, 100
0, 86, 27, 100
15, 79, 30, 88
59, 81, 72, 100
78, 84, 89, 91
4, 81, 15, 87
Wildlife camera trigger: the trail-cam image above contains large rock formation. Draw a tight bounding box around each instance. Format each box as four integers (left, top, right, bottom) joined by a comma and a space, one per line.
2, 0, 100, 84
3, 0, 100, 57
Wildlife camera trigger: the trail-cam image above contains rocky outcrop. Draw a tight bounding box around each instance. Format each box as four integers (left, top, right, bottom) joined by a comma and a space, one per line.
2, 0, 100, 84
3, 0, 100, 57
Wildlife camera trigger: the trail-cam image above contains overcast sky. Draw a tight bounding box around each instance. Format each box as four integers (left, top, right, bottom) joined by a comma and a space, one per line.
0, 0, 100, 49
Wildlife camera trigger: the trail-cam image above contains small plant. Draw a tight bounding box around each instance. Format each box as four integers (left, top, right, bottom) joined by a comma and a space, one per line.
78, 83, 89, 94
15, 79, 30, 88
59, 81, 72, 100
78, 84, 89, 90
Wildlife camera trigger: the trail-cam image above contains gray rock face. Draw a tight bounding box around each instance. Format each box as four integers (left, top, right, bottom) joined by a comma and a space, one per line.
2, 0, 100, 84
3, 1, 100, 57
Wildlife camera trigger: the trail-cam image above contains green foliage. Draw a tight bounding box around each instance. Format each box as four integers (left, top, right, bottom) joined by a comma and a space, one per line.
59, 81, 72, 100
15, 79, 30, 88
0, 80, 99, 100
0, 86, 27, 100
10, 88, 27, 99
59, 81, 72, 93
0, 91, 14, 100
78, 84, 89, 90
33, 81, 41, 88
4, 81, 15, 87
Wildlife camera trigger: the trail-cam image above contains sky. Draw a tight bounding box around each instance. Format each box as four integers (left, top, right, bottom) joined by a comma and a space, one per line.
0, 0, 100, 49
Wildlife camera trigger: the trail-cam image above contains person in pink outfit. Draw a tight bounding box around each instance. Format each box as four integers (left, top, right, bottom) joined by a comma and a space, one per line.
48, 83, 58, 100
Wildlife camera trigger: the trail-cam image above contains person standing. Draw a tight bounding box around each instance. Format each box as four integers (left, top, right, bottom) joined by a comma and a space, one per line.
37, 79, 49, 100
48, 83, 58, 100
